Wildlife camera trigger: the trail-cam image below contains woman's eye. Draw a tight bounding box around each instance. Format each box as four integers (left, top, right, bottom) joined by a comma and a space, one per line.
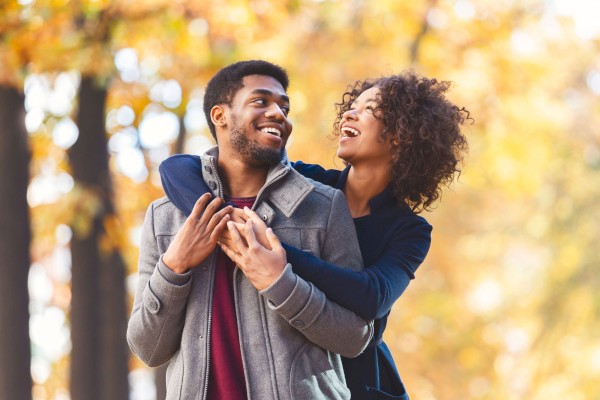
366, 104, 379, 114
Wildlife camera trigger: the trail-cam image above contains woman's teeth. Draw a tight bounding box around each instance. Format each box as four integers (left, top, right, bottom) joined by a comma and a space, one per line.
342, 127, 359, 137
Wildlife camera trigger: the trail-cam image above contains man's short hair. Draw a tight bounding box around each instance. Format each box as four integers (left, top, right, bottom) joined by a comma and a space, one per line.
203, 60, 289, 139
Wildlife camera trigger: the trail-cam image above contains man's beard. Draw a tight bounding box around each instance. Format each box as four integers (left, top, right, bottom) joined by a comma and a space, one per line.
229, 123, 284, 167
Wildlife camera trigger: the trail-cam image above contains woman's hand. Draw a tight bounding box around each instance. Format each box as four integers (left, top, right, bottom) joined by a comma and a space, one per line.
220, 218, 287, 291
218, 208, 247, 251
241, 207, 271, 249
230, 207, 249, 224
219, 207, 271, 250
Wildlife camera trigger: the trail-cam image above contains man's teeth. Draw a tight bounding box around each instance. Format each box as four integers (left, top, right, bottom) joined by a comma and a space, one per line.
261, 127, 281, 137
342, 127, 359, 137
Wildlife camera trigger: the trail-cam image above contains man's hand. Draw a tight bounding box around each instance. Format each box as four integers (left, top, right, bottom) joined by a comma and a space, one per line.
163, 193, 233, 274
220, 218, 287, 291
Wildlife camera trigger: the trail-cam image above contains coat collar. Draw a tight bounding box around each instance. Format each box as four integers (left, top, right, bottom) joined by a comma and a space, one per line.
200, 146, 315, 218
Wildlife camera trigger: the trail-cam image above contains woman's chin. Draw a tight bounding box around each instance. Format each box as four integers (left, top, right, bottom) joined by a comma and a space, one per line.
335, 149, 352, 166
336, 148, 350, 162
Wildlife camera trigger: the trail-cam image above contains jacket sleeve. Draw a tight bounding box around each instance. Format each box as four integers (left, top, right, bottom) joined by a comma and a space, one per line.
283, 216, 432, 320
291, 160, 341, 186
260, 189, 374, 358
126, 203, 193, 367
159, 154, 212, 216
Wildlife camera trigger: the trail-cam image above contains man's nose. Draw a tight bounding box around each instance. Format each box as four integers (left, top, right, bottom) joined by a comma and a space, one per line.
265, 104, 286, 120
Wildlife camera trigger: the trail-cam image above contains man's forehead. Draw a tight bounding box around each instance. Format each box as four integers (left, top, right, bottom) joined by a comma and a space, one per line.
240, 75, 287, 96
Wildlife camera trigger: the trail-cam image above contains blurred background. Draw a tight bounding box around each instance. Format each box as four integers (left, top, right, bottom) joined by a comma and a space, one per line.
1, 0, 599, 399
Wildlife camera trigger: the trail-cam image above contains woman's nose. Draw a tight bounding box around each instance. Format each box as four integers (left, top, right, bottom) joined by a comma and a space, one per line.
343, 109, 357, 120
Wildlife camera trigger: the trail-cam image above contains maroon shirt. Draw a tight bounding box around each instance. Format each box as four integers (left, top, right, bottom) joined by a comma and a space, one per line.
207, 197, 255, 400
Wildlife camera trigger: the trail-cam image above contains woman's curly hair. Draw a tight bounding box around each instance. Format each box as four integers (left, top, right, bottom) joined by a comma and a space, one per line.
334, 71, 471, 213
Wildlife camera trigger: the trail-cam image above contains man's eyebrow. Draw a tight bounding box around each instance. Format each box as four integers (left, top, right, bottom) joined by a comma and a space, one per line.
251, 88, 290, 103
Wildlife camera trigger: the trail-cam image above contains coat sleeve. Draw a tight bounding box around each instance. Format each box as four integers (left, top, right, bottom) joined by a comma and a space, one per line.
126, 203, 193, 367
260, 189, 374, 358
283, 215, 432, 320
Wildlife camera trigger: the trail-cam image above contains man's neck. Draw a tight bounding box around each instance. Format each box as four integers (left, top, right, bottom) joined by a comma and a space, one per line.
217, 156, 269, 198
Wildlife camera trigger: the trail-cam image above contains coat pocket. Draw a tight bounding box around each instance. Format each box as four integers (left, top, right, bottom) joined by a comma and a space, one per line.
290, 343, 350, 400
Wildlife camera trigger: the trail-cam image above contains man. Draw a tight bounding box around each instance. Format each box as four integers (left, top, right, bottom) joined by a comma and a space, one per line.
127, 60, 373, 400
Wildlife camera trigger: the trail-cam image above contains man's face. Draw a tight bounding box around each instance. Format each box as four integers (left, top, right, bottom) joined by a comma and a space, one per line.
222, 75, 292, 166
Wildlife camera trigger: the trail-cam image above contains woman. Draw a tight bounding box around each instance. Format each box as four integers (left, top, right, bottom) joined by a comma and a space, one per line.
159, 71, 470, 399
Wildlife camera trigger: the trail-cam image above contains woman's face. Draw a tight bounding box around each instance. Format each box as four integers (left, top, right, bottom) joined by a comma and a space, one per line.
337, 87, 392, 166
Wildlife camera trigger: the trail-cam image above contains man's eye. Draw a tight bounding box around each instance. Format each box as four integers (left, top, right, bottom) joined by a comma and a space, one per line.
253, 98, 267, 105
281, 106, 290, 116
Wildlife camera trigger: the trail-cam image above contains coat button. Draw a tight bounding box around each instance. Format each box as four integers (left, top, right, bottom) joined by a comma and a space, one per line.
204, 165, 212, 174
292, 320, 305, 328
149, 301, 158, 311
208, 181, 217, 190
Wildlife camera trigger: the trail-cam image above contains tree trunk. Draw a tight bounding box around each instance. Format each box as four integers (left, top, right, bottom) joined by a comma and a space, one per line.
410, 0, 437, 64
173, 113, 187, 155
0, 86, 32, 400
100, 249, 129, 400
69, 76, 129, 400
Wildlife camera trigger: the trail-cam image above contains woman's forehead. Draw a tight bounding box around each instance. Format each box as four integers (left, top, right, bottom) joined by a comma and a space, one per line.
355, 86, 380, 103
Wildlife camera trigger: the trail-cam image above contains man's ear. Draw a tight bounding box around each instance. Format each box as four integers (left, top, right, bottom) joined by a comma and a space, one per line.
211, 105, 227, 127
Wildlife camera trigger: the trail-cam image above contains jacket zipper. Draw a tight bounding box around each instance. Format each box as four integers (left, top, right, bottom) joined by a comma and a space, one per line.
205, 154, 288, 399
232, 267, 251, 399
202, 254, 216, 400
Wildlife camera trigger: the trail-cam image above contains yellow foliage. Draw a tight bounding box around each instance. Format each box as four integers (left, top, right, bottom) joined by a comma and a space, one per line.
8, 0, 600, 398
